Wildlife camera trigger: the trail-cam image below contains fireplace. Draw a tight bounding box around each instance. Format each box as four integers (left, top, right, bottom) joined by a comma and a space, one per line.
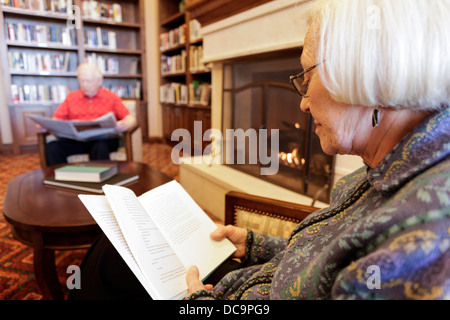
221, 53, 334, 203
179, 0, 363, 220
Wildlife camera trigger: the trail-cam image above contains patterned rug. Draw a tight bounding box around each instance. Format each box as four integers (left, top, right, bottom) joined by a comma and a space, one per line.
0, 142, 179, 300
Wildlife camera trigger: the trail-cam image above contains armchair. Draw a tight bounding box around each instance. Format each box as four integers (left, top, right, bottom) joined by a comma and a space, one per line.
225, 191, 319, 238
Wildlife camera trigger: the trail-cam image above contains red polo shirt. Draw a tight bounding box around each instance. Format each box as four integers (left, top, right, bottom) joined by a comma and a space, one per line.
53, 88, 130, 121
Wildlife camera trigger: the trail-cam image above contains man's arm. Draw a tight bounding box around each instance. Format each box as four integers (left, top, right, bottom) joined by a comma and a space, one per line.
115, 114, 137, 132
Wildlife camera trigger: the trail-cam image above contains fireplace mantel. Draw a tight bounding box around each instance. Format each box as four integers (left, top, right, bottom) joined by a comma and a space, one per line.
186, 0, 272, 27
200, 0, 314, 63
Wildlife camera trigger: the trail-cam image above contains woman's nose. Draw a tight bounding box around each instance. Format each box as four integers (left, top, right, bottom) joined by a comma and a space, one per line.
300, 98, 310, 113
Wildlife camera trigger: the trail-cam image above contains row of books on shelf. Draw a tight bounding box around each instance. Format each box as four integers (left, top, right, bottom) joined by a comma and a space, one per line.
159, 19, 203, 52
103, 82, 141, 99
160, 81, 211, 107
189, 45, 208, 73
190, 81, 211, 106
84, 28, 117, 50
1, 0, 73, 13
160, 82, 187, 105
5, 22, 76, 46
161, 50, 186, 76
11, 83, 70, 103
10, 81, 141, 103
85, 53, 119, 74
8, 51, 70, 73
189, 19, 202, 43
160, 24, 186, 52
81, 0, 122, 23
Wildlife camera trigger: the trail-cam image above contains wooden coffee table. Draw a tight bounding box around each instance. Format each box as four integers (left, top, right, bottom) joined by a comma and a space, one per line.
2, 161, 172, 300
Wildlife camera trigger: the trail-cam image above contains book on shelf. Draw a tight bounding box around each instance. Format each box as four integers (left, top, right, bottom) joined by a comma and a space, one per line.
160, 83, 188, 105
6, 22, 76, 46
2, 0, 73, 13
84, 28, 116, 50
44, 173, 139, 194
78, 180, 236, 300
11, 83, 70, 103
128, 59, 138, 74
81, 0, 122, 23
189, 19, 202, 43
161, 50, 186, 75
54, 163, 118, 182
189, 81, 211, 106
189, 45, 207, 72
8, 51, 71, 72
103, 82, 141, 99
160, 24, 186, 51
85, 53, 119, 75
28, 112, 118, 141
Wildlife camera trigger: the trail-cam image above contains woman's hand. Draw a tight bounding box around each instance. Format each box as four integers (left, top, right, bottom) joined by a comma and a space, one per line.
210, 225, 248, 258
186, 225, 248, 295
186, 266, 213, 295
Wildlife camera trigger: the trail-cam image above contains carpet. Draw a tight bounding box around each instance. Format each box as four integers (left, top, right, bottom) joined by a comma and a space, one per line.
0, 142, 179, 300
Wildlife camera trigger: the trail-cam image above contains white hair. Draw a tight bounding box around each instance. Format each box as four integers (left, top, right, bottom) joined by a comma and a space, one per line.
308, 0, 450, 110
77, 63, 103, 80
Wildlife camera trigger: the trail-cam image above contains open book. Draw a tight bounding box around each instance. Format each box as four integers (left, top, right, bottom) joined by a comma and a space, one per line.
78, 180, 236, 300
29, 112, 118, 141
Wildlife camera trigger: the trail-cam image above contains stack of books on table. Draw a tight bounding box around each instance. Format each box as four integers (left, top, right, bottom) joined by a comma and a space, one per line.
43, 163, 139, 193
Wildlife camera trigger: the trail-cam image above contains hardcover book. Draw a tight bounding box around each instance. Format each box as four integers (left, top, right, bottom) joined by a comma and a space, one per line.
44, 173, 139, 194
54, 163, 118, 182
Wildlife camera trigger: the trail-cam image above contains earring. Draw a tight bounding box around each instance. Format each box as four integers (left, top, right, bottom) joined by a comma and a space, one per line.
372, 107, 380, 128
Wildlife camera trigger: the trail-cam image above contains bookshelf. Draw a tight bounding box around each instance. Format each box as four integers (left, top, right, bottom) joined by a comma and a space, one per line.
158, 0, 211, 154
0, 0, 147, 154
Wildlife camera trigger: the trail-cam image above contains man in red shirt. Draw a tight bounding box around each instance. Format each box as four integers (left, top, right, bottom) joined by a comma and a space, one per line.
45, 63, 137, 165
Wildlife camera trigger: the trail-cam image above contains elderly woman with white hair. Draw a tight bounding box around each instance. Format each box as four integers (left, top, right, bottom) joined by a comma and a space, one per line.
71, 0, 449, 300
184, 0, 450, 300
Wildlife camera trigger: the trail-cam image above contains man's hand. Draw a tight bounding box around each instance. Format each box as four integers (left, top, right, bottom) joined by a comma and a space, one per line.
115, 115, 137, 132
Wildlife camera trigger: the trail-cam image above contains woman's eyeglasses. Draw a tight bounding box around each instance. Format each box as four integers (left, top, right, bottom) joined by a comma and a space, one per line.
289, 63, 320, 98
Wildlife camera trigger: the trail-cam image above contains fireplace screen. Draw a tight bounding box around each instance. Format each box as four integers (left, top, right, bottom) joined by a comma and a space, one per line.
222, 54, 334, 204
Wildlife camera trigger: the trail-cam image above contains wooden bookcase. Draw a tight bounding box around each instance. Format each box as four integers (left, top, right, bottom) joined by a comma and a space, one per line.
158, 0, 211, 154
0, 0, 147, 154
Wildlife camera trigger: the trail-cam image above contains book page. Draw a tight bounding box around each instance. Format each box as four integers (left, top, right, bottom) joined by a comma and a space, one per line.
93, 186, 189, 300
78, 195, 156, 297
136, 181, 236, 281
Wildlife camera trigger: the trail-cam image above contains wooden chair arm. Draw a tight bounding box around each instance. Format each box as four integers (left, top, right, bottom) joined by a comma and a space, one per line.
225, 191, 318, 226
122, 124, 140, 161
37, 130, 50, 168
